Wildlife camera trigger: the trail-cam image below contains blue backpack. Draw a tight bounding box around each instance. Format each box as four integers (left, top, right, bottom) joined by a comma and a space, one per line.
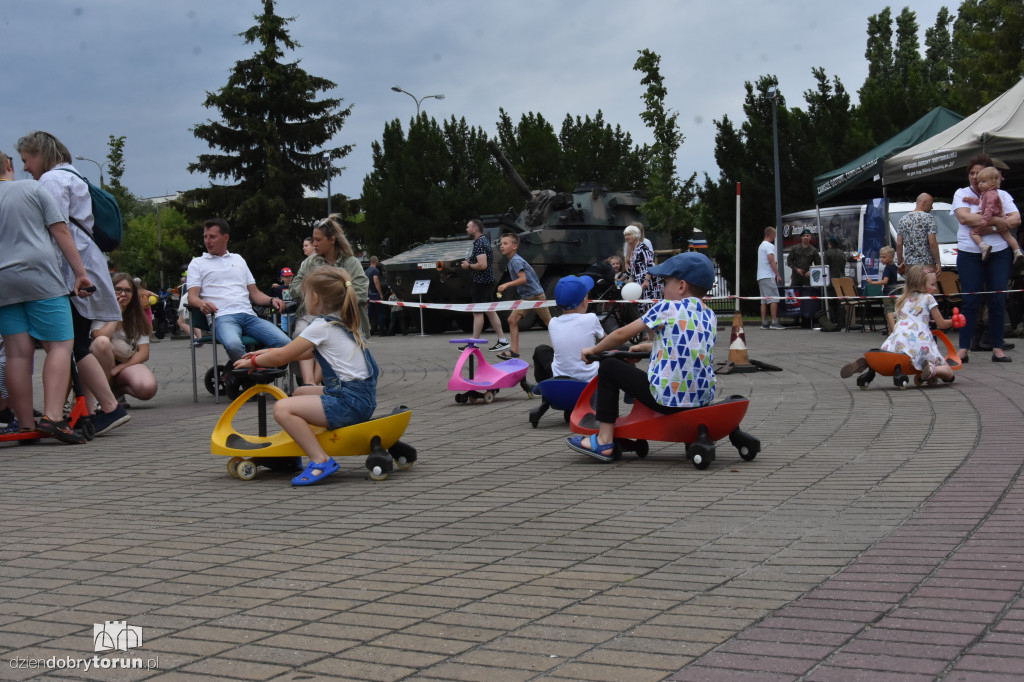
58, 168, 124, 252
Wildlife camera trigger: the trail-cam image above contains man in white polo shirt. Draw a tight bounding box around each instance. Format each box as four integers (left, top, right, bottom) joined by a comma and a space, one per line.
186, 219, 290, 362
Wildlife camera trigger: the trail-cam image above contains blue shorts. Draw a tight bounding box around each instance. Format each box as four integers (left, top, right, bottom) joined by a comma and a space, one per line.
321, 377, 377, 430
0, 297, 74, 341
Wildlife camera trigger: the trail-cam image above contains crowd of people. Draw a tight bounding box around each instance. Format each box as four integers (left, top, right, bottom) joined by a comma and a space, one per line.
3, 128, 1019, 490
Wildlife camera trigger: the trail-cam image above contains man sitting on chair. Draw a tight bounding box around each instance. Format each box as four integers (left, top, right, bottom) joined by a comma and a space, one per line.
186, 219, 290, 362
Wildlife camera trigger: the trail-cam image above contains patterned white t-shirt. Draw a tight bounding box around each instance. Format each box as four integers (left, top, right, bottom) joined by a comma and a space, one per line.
641, 298, 717, 408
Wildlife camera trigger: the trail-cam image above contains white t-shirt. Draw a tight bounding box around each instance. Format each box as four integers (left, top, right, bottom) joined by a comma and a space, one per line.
549, 312, 605, 382
38, 164, 122, 322
952, 187, 1020, 254
90, 319, 150, 347
756, 240, 777, 281
186, 251, 258, 317
299, 317, 370, 382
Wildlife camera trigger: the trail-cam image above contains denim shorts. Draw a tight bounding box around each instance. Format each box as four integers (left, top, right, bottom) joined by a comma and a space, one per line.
0, 296, 74, 341
321, 377, 377, 430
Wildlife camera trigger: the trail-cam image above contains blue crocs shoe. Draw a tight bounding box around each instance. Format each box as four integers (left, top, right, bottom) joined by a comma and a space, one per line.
566, 435, 619, 462
291, 457, 340, 486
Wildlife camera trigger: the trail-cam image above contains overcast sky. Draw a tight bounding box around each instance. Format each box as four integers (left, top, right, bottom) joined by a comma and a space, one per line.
3, 0, 954, 204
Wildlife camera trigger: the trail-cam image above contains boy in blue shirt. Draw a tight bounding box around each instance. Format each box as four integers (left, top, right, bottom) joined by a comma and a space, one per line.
567, 252, 717, 462
496, 233, 550, 360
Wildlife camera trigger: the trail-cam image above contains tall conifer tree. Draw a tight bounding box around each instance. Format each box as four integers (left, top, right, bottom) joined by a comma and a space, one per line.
184, 0, 351, 280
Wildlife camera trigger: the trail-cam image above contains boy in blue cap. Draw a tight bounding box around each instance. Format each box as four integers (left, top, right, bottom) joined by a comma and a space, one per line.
567, 252, 717, 461
529, 274, 605, 423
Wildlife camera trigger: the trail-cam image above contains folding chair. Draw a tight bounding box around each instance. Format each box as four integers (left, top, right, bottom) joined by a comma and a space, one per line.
833, 277, 870, 332
861, 282, 886, 332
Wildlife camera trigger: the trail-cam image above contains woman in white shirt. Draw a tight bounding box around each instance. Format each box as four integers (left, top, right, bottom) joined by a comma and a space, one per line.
90, 274, 158, 403
952, 153, 1021, 364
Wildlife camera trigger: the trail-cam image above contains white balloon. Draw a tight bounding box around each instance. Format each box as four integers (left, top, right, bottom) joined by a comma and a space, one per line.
621, 282, 642, 300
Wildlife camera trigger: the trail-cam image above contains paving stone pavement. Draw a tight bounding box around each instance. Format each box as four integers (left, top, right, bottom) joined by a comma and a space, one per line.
1, 323, 1022, 681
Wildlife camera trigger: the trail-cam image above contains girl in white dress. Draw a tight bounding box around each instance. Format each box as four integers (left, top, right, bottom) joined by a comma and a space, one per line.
878, 265, 956, 382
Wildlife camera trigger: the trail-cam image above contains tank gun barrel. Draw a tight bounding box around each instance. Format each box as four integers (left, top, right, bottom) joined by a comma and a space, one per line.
487, 140, 532, 199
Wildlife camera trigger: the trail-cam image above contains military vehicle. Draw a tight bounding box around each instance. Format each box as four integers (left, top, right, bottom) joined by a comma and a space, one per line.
383, 141, 666, 333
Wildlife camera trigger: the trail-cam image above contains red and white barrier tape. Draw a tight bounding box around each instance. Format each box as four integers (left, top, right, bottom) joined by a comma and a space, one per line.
369, 289, 1024, 312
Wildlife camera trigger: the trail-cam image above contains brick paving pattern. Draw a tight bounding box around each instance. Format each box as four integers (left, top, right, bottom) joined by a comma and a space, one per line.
0, 323, 1021, 680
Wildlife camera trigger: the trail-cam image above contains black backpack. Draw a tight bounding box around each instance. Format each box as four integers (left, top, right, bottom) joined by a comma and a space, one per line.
58, 168, 123, 252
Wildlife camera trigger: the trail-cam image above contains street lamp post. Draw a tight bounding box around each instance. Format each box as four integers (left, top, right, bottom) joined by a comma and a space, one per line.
324, 152, 332, 216
390, 86, 445, 116
766, 86, 782, 235
74, 155, 107, 187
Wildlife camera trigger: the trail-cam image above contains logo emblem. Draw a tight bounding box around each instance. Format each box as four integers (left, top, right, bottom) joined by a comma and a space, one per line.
94, 621, 143, 652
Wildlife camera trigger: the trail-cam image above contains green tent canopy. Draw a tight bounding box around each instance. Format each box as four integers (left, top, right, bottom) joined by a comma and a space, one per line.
813, 106, 964, 204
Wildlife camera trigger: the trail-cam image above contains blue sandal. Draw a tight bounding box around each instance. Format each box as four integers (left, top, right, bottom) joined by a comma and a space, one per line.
291, 457, 339, 486
566, 435, 618, 462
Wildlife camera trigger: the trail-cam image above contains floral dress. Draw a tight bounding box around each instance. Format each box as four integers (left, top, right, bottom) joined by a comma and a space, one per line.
628, 242, 662, 313
880, 292, 945, 370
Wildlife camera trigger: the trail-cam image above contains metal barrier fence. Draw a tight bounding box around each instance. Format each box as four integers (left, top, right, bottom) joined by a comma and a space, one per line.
706, 261, 734, 314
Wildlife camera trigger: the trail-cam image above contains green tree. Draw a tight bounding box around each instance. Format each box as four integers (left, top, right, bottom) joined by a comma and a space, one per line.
698, 73, 851, 302
923, 6, 955, 108
106, 135, 126, 191
361, 115, 510, 256
793, 68, 864, 177
112, 205, 194, 292
443, 116, 517, 224
950, 0, 1024, 112
182, 0, 352, 283
495, 109, 565, 190
559, 111, 649, 190
856, 7, 930, 145
633, 48, 697, 247
104, 134, 145, 224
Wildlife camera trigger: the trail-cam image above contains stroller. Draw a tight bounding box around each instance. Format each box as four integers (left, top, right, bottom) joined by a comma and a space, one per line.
581, 261, 642, 342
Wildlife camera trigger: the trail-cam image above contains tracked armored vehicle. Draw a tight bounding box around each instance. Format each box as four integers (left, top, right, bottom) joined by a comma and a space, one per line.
383, 141, 664, 332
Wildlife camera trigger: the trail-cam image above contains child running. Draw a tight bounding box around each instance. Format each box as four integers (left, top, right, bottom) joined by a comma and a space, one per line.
840, 265, 955, 383
963, 166, 1024, 265
566, 252, 717, 462
234, 266, 378, 486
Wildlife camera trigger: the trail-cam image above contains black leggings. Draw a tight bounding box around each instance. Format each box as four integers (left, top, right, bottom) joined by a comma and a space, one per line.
596, 357, 689, 424
70, 301, 95, 362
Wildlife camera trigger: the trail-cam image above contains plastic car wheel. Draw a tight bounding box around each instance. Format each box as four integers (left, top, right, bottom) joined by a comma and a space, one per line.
686, 426, 716, 470
729, 429, 760, 461
226, 456, 243, 478
634, 439, 649, 458
688, 443, 714, 470
483, 391, 494, 404
387, 441, 417, 470
368, 465, 389, 481
236, 460, 257, 480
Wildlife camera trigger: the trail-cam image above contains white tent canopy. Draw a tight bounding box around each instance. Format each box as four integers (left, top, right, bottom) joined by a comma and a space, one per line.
883, 76, 1024, 191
